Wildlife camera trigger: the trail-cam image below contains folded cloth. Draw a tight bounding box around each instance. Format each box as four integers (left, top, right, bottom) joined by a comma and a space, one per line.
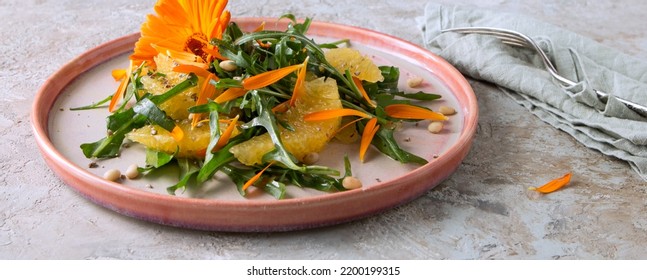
417, 3, 647, 180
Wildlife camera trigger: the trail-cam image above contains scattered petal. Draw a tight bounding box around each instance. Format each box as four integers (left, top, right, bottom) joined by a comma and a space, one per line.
214, 115, 239, 151
352, 76, 375, 107
170, 125, 184, 142
384, 104, 448, 121
304, 108, 370, 122
241, 63, 303, 90
192, 73, 218, 127
111, 69, 127, 81
173, 64, 212, 78
359, 118, 379, 162
289, 57, 309, 107
108, 60, 133, 112
529, 172, 572, 194
243, 162, 274, 191
214, 87, 247, 103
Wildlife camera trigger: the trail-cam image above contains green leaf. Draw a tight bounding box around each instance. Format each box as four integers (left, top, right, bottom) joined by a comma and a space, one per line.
69, 94, 113, 111
372, 127, 428, 165
282, 170, 343, 192
145, 148, 175, 168
391, 91, 442, 101
149, 73, 198, 104
203, 101, 224, 163
81, 74, 198, 159
132, 98, 176, 132
243, 91, 303, 171
81, 114, 146, 158
196, 127, 259, 183
343, 155, 352, 178
221, 165, 286, 199
278, 14, 297, 23
167, 158, 200, 195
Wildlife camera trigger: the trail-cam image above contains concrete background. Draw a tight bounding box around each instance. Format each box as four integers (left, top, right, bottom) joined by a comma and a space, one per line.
2, 0, 647, 259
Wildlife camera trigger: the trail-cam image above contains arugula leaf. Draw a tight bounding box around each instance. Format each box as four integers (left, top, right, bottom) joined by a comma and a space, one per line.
145, 148, 175, 168
167, 158, 200, 195
149, 73, 198, 104
196, 126, 260, 182
221, 165, 286, 199
391, 91, 442, 101
283, 170, 343, 192
243, 91, 303, 171
372, 127, 428, 165
81, 74, 198, 159
69, 94, 113, 111
132, 98, 176, 132
81, 113, 146, 158
202, 102, 224, 164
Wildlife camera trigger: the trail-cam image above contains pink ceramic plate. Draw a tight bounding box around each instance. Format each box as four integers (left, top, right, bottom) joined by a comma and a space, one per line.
32, 18, 478, 232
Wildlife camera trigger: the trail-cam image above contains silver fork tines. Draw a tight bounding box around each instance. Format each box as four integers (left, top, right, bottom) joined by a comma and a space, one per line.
441, 27, 647, 118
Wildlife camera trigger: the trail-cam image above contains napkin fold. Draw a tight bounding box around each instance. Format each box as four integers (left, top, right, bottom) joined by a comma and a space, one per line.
418, 3, 647, 180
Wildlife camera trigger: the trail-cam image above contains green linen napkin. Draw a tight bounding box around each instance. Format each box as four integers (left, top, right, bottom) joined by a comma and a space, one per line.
418, 3, 647, 180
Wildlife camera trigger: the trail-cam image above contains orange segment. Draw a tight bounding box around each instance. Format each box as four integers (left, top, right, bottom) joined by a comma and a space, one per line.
229, 77, 342, 166
126, 120, 240, 159
324, 47, 384, 83
139, 54, 200, 120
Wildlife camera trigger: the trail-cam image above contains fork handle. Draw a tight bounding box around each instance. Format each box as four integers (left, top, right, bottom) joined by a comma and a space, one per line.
593, 89, 647, 118
551, 76, 647, 117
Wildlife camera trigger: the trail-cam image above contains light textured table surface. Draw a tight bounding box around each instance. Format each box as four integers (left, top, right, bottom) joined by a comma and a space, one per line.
3, 0, 647, 259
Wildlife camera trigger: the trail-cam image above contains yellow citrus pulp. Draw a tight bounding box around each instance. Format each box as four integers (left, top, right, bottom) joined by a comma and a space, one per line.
230, 77, 343, 166
324, 47, 384, 83
127, 54, 239, 158
138, 54, 199, 120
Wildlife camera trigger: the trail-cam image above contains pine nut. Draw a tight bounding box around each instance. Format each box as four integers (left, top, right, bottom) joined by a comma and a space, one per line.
125, 164, 140, 179
438, 105, 456, 116
427, 121, 444, 134
407, 76, 424, 88
103, 169, 121, 182
342, 176, 363, 189
219, 60, 238, 72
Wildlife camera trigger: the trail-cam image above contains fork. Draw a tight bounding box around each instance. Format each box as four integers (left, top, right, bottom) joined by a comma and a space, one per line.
441, 26, 647, 118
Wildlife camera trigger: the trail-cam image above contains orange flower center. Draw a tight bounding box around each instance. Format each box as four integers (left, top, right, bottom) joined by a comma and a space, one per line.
185, 33, 209, 61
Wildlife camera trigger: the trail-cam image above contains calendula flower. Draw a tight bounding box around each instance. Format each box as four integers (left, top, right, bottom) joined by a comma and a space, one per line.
130, 0, 231, 67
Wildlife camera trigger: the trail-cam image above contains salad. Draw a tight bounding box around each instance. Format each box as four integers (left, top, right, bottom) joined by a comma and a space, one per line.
78, 0, 452, 199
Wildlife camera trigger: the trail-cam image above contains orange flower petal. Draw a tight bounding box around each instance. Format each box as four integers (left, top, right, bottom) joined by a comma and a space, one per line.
214, 87, 247, 103
332, 117, 363, 139
384, 104, 448, 121
202, 46, 226, 61
214, 115, 239, 151
303, 108, 370, 122
272, 101, 290, 113
242, 162, 274, 191
108, 60, 133, 112
352, 76, 376, 107
241, 63, 303, 90
289, 57, 309, 107
253, 21, 266, 32
151, 44, 207, 67
530, 173, 572, 194
192, 73, 218, 127
111, 69, 127, 81
170, 125, 184, 142
173, 64, 212, 78
359, 118, 380, 162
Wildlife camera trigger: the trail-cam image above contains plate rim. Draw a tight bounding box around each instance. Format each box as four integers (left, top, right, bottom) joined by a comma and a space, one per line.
31, 18, 478, 231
